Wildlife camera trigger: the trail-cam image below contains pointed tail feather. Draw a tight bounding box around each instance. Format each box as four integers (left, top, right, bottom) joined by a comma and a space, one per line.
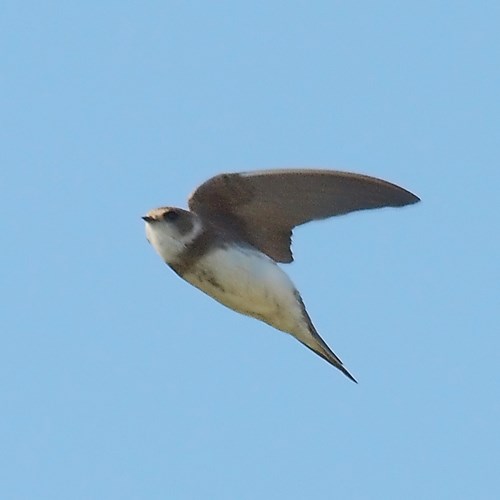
300, 340, 358, 383
293, 291, 358, 383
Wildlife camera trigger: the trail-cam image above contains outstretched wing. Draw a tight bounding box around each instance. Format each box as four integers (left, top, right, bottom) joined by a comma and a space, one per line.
188, 169, 420, 263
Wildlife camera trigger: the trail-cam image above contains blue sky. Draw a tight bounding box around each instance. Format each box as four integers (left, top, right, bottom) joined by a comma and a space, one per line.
2, 2, 499, 499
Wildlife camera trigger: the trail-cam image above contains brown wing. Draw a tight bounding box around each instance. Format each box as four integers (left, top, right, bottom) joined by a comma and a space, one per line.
188, 169, 420, 263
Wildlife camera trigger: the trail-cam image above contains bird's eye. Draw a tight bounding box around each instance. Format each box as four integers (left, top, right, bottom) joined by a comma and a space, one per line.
163, 210, 179, 221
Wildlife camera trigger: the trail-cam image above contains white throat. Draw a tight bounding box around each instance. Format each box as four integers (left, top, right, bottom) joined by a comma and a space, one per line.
145, 217, 203, 264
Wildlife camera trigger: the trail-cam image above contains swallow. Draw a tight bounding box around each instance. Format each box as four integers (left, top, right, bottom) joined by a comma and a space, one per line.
142, 169, 419, 382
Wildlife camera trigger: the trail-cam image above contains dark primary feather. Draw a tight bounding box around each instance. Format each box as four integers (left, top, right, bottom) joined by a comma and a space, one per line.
189, 169, 420, 263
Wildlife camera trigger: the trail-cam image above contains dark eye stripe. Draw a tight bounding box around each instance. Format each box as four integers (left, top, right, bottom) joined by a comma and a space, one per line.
164, 210, 179, 221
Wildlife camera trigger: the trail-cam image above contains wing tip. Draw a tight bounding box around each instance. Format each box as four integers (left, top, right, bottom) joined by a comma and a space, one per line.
389, 188, 420, 208
405, 191, 421, 205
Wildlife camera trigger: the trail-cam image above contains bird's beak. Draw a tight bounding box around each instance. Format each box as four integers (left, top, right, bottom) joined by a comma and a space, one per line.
142, 215, 155, 223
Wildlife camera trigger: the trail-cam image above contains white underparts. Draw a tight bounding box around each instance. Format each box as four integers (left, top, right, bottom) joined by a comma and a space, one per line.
146, 218, 318, 347
183, 245, 307, 337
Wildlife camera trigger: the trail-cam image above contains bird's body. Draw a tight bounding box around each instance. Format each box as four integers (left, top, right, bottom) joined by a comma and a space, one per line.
143, 169, 420, 382
182, 244, 301, 333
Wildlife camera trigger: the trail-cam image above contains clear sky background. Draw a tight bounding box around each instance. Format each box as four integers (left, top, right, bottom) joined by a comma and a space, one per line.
2, 2, 499, 499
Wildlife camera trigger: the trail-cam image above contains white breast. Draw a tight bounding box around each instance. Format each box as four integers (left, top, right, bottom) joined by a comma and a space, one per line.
183, 245, 304, 334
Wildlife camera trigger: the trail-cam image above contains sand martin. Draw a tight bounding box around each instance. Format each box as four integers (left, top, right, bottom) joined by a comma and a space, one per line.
142, 169, 419, 382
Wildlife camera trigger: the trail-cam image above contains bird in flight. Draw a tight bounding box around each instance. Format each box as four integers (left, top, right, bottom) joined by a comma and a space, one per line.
142, 169, 419, 382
